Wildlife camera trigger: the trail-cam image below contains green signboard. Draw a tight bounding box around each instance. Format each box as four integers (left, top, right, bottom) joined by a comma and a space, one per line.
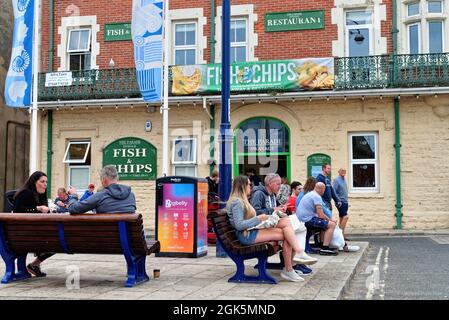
307, 153, 331, 179
103, 137, 157, 180
265, 10, 325, 32
171, 58, 334, 95
104, 22, 132, 41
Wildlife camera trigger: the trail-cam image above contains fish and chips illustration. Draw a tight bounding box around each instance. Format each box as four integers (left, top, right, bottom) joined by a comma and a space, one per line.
172, 66, 202, 95
295, 60, 334, 89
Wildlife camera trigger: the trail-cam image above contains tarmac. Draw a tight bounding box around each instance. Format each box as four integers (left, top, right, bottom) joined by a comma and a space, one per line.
0, 241, 368, 300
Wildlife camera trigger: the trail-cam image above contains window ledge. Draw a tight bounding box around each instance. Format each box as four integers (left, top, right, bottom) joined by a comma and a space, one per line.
349, 193, 384, 199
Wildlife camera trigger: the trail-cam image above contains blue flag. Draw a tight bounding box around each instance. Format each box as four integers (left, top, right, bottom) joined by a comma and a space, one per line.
4, 0, 35, 108
131, 0, 163, 102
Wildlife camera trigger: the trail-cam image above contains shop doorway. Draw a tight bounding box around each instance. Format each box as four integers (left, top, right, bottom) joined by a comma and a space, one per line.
234, 117, 290, 184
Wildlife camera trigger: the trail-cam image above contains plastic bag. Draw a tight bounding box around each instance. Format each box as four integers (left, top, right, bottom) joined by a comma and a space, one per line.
330, 226, 345, 249
289, 214, 307, 233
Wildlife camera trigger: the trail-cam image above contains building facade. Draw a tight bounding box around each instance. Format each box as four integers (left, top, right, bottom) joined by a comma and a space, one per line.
35, 0, 449, 230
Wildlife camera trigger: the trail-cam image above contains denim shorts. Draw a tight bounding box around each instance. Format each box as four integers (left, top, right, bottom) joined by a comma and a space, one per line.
236, 229, 259, 245
305, 216, 329, 231
337, 202, 349, 217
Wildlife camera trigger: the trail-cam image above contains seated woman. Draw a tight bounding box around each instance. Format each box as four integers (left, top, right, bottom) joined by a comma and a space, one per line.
226, 175, 306, 282
13, 171, 53, 277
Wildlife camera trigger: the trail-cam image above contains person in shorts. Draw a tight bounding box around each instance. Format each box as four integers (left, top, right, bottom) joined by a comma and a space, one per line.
297, 182, 338, 255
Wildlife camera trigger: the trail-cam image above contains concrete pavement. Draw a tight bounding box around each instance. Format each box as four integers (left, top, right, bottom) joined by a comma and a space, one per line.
0, 242, 368, 300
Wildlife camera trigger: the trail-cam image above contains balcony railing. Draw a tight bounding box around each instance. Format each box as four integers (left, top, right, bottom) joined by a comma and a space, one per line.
38, 68, 141, 101
334, 52, 449, 90
38, 53, 449, 101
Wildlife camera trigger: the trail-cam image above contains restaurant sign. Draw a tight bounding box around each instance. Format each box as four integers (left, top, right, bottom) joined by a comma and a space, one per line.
104, 22, 132, 41
103, 137, 157, 180
171, 58, 334, 95
265, 10, 325, 32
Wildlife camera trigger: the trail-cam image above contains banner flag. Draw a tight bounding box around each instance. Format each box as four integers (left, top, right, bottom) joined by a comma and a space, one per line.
4, 0, 35, 108
171, 58, 334, 95
131, 0, 163, 102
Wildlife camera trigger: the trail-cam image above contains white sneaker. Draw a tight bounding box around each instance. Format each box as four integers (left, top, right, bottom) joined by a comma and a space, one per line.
280, 269, 304, 282
339, 244, 360, 252
293, 252, 318, 265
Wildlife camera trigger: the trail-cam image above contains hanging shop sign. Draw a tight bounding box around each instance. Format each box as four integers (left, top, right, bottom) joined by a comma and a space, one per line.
103, 137, 157, 180
104, 22, 132, 41
265, 10, 325, 32
307, 153, 331, 179
171, 58, 334, 95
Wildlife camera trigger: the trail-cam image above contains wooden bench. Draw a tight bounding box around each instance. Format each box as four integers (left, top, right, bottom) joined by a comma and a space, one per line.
208, 210, 281, 284
0, 213, 160, 287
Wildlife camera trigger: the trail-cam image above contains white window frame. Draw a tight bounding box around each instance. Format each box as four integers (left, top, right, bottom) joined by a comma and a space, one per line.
63, 141, 91, 164
67, 28, 91, 53
427, 20, 444, 53
68, 165, 91, 197
407, 22, 422, 54
173, 21, 197, 65
172, 165, 198, 177
428, 0, 443, 13
172, 137, 197, 165
407, 2, 421, 17
348, 132, 379, 193
345, 10, 374, 57
230, 18, 248, 62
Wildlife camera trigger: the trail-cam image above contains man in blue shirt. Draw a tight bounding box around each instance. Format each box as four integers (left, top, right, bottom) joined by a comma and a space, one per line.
297, 182, 338, 256
316, 163, 342, 213
333, 168, 349, 239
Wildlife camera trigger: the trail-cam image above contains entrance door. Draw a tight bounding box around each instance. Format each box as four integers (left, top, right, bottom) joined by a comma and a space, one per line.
234, 117, 290, 183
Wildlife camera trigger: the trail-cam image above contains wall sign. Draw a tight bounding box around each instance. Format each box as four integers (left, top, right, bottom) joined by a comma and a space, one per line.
104, 22, 132, 41
103, 137, 157, 180
265, 10, 325, 32
45, 72, 73, 87
307, 153, 331, 179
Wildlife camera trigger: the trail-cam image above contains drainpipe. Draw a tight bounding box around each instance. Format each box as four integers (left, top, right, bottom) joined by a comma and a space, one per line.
46, 0, 54, 198
392, 0, 403, 229
209, 0, 216, 175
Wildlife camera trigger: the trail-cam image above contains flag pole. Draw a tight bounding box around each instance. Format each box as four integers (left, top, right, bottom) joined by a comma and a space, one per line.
30, 0, 40, 174
161, 0, 170, 176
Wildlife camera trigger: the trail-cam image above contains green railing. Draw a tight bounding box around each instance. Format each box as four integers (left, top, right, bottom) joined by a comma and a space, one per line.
38, 68, 141, 101
38, 53, 449, 101
392, 53, 449, 87
334, 55, 391, 90
334, 52, 449, 90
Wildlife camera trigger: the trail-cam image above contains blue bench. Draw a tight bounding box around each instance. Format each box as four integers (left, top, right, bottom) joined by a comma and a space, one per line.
0, 213, 160, 287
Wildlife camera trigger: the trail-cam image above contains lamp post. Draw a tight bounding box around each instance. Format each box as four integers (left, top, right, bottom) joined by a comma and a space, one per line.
217, 0, 232, 257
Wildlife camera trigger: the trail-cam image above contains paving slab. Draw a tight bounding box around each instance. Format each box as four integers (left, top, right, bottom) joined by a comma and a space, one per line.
0, 242, 368, 300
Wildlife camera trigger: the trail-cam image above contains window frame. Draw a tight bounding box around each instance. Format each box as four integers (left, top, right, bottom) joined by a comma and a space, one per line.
172, 137, 197, 165
407, 22, 422, 54
427, 0, 443, 13
348, 132, 379, 193
67, 28, 92, 53
68, 165, 91, 197
63, 141, 91, 164
230, 18, 248, 62
344, 10, 374, 57
407, 2, 421, 17
173, 21, 197, 65
427, 20, 444, 53
172, 164, 197, 177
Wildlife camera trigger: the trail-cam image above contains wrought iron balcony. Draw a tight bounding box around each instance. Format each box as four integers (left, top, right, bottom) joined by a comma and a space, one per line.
38, 53, 449, 102
38, 68, 141, 101
334, 52, 449, 90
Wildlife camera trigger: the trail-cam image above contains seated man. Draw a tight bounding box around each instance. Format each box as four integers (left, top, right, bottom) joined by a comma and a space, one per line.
68, 165, 136, 214
297, 182, 338, 256
54, 187, 76, 213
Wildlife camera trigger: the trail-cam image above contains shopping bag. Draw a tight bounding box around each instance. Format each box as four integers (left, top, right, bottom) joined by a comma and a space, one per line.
289, 214, 307, 233
330, 226, 345, 249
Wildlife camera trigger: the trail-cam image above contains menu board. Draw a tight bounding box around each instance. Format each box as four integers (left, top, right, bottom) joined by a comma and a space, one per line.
157, 184, 194, 253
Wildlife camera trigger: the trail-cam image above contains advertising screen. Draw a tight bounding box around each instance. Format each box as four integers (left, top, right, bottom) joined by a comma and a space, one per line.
157, 183, 194, 253
197, 182, 209, 255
